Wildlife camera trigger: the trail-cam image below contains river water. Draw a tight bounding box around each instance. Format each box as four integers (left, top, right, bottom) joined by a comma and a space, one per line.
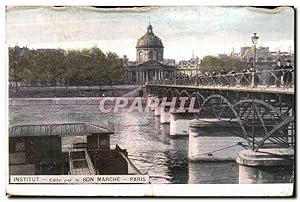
9, 104, 293, 184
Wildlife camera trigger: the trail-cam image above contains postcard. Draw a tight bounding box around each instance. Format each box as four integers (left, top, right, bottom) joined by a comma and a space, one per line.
6, 5, 295, 197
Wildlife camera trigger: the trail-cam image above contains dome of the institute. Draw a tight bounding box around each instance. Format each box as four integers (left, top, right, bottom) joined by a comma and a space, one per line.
136, 24, 164, 48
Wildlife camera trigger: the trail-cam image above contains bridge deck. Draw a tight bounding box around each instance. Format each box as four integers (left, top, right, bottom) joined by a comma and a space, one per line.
147, 84, 294, 95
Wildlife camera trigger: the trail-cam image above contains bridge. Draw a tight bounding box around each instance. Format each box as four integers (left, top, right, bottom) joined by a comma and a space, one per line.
146, 68, 295, 166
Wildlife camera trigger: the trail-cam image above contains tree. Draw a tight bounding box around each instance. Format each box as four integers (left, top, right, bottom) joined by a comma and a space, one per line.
9, 47, 23, 91
199, 55, 224, 73
8, 46, 126, 90
219, 57, 248, 73
105, 52, 124, 95
199, 55, 248, 74
88, 47, 106, 88
46, 49, 66, 85
9, 46, 32, 90
105, 51, 124, 81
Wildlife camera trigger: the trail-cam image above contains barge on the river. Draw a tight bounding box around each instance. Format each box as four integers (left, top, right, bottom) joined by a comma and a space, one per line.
9, 123, 139, 175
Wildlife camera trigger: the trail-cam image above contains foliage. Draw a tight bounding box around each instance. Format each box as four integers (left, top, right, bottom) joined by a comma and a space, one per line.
8, 46, 124, 85
199, 55, 248, 74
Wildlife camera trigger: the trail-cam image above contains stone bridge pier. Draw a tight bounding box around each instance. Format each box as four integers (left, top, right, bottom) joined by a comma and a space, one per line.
189, 118, 248, 161
170, 111, 197, 136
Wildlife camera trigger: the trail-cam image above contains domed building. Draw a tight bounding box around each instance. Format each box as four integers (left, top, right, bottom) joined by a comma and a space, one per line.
136, 24, 164, 63
124, 24, 176, 84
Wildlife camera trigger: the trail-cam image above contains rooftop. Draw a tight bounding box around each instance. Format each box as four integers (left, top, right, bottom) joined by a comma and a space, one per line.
136, 24, 164, 48
9, 122, 114, 137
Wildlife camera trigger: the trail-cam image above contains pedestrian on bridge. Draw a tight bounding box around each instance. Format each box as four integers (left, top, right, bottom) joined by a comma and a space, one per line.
240, 69, 249, 86
228, 70, 236, 86
272, 59, 283, 87
220, 69, 228, 86
283, 60, 293, 88
211, 71, 217, 86
249, 67, 259, 87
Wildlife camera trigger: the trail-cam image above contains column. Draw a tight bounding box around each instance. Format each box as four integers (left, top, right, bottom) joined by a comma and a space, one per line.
130, 72, 133, 82
145, 70, 149, 83
154, 69, 158, 80
135, 70, 139, 84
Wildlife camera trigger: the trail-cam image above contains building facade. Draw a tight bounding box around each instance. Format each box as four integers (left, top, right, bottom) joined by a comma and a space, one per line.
124, 24, 176, 84
176, 56, 200, 76
240, 46, 275, 62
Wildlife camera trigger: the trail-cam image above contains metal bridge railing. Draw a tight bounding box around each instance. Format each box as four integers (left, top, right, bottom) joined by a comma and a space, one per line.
148, 69, 295, 151
149, 68, 294, 89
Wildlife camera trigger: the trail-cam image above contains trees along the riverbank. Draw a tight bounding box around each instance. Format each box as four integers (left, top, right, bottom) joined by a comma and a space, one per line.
105, 52, 125, 96
9, 47, 23, 91
199, 55, 248, 74
8, 46, 124, 87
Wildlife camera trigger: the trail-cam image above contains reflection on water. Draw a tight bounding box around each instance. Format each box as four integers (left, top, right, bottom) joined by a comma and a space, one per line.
9, 104, 293, 184
188, 162, 239, 184
239, 165, 294, 184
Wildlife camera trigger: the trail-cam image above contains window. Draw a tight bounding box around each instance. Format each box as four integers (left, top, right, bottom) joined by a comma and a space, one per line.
149, 51, 153, 60
139, 51, 144, 62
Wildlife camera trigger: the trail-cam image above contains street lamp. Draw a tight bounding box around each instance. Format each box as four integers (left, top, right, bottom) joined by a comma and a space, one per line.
251, 33, 259, 88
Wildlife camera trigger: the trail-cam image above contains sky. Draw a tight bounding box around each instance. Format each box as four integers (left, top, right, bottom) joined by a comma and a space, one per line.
6, 6, 294, 61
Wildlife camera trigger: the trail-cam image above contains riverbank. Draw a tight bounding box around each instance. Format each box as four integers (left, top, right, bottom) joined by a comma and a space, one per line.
9, 97, 149, 106
9, 85, 140, 98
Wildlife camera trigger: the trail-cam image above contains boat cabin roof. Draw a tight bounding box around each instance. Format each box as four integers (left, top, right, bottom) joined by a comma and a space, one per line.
9, 123, 114, 137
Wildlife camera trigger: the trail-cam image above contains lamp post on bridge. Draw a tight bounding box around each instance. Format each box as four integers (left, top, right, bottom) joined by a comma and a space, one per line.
251, 33, 259, 88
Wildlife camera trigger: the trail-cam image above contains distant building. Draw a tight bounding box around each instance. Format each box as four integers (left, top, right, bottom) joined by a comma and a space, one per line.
176, 56, 200, 76
270, 50, 294, 64
136, 24, 164, 64
124, 24, 176, 84
217, 53, 228, 59
240, 46, 275, 62
163, 59, 176, 66
229, 48, 240, 59
238, 46, 294, 70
